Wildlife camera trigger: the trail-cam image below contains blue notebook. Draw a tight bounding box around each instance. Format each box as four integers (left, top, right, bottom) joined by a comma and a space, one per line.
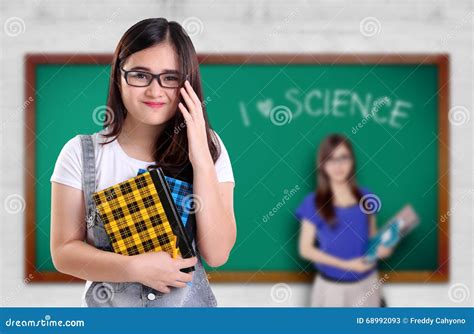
365, 205, 419, 262
365, 219, 402, 262
137, 168, 193, 227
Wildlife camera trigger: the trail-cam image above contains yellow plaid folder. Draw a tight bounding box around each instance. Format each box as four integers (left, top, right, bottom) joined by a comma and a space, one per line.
92, 167, 195, 272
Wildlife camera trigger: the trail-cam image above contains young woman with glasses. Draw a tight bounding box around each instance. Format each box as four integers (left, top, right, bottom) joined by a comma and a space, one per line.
50, 18, 236, 307
295, 134, 392, 307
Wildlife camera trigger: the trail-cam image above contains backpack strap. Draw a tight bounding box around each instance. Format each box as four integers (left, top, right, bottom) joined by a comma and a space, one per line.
79, 135, 96, 228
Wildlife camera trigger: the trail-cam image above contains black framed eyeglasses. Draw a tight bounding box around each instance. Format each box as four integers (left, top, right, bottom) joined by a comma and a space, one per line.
327, 154, 353, 165
120, 67, 185, 88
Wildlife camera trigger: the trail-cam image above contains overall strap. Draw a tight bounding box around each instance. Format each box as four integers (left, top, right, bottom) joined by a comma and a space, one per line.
79, 135, 97, 228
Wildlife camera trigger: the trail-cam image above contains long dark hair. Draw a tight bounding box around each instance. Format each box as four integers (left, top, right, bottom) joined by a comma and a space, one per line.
102, 18, 220, 180
315, 134, 362, 227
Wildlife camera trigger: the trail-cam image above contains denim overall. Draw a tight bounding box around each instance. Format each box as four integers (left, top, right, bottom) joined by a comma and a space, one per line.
79, 135, 218, 307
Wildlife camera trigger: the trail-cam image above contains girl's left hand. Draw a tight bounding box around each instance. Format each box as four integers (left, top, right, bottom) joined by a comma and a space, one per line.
178, 80, 213, 168
376, 245, 393, 259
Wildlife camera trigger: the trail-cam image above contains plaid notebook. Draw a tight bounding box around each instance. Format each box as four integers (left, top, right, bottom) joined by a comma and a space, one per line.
92, 167, 195, 272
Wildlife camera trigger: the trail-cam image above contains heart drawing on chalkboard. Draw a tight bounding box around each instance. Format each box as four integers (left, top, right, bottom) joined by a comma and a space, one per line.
256, 98, 273, 118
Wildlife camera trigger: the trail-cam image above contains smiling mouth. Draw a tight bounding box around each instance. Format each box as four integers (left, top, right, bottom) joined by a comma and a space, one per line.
143, 102, 166, 108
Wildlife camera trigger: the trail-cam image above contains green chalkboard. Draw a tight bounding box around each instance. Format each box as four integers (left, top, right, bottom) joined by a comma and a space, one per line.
25, 54, 449, 283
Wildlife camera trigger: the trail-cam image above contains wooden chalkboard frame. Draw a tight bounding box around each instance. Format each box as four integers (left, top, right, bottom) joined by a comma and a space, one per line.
25, 53, 449, 283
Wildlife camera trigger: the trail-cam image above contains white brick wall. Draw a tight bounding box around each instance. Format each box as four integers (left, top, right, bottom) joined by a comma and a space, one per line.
1, 0, 472, 307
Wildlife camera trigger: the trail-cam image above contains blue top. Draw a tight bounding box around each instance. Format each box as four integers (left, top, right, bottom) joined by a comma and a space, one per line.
294, 187, 375, 281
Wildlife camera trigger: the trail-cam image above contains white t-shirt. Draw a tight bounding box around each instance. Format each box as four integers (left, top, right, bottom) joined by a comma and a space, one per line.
49, 127, 234, 305
50, 127, 234, 192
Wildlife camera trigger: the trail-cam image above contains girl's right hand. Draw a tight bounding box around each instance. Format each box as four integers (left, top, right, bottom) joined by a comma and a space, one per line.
128, 251, 198, 294
342, 257, 375, 273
